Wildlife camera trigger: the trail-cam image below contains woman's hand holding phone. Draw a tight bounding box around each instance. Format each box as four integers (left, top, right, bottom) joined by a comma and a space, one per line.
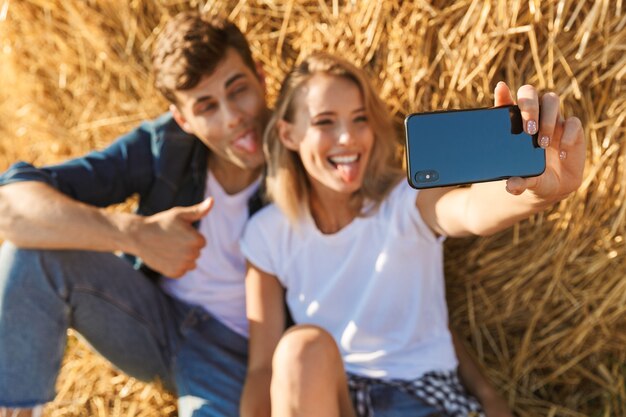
496, 82, 585, 201
413, 82, 586, 238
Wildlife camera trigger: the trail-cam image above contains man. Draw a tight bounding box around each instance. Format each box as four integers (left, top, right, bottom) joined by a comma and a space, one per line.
0, 12, 269, 417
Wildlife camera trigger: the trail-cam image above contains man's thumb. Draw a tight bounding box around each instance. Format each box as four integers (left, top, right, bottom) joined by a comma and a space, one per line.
178, 197, 214, 222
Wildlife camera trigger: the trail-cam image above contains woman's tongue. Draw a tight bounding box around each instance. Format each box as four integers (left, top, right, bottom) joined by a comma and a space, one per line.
233, 132, 258, 153
336, 161, 359, 182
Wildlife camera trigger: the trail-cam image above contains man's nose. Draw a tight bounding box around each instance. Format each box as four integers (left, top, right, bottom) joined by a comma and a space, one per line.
224, 101, 244, 128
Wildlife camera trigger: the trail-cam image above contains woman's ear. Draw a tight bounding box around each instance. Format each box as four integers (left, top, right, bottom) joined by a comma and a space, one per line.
170, 104, 194, 134
277, 120, 300, 151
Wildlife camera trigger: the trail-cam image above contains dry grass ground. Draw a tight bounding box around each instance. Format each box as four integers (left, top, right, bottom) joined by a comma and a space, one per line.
1, 1, 625, 416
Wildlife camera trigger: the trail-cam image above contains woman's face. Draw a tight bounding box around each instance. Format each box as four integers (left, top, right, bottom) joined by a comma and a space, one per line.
281, 74, 375, 198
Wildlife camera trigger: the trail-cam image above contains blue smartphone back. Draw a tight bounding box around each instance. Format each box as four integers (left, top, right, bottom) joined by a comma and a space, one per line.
404, 105, 546, 189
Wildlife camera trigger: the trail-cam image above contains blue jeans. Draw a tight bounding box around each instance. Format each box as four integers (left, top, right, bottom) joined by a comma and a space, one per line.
349, 379, 442, 417
0, 242, 247, 417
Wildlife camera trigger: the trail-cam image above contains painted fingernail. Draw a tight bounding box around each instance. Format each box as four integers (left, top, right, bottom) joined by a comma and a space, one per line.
559, 150, 567, 160
527, 120, 538, 135
539, 135, 550, 149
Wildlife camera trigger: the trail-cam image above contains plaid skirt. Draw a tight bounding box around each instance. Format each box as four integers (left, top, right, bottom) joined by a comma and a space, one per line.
348, 369, 485, 417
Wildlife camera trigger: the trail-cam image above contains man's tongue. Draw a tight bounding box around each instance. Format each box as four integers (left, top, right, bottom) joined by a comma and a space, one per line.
233, 132, 258, 153
336, 162, 359, 183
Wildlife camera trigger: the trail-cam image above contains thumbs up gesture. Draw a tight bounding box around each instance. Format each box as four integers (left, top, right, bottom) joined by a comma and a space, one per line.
127, 198, 214, 278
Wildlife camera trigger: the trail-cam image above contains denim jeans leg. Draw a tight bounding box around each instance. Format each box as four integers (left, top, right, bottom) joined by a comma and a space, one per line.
369, 384, 442, 417
175, 308, 248, 417
0, 242, 179, 408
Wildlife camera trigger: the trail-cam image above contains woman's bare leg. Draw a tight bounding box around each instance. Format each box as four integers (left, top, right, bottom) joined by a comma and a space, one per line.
270, 325, 356, 417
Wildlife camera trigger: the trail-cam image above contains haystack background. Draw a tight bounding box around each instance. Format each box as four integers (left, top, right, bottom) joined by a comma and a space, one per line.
0, 1, 624, 416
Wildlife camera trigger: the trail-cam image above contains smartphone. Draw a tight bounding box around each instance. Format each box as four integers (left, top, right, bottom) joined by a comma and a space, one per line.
404, 105, 545, 189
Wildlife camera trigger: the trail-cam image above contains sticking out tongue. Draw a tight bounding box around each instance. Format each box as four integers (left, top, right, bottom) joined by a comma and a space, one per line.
336, 163, 359, 183
233, 132, 258, 153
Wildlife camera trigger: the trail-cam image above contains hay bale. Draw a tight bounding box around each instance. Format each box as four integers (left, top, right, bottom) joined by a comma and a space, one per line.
0, 1, 624, 415
46, 331, 176, 417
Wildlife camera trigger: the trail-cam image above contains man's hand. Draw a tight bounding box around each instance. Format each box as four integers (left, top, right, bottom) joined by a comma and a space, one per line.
495, 82, 585, 201
127, 198, 213, 278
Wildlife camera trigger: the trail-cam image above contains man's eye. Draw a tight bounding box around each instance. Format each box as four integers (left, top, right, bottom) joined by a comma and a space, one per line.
232, 84, 248, 95
198, 102, 217, 113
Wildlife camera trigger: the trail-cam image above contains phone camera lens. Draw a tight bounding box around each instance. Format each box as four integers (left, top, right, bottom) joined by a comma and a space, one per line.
415, 170, 439, 183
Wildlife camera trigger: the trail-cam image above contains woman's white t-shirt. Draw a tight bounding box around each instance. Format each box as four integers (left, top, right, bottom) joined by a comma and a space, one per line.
240, 181, 458, 380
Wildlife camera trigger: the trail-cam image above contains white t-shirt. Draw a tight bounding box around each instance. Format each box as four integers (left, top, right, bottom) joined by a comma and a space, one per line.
240, 180, 458, 380
161, 170, 260, 337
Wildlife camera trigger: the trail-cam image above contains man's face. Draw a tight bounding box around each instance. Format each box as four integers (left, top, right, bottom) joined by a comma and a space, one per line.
171, 48, 269, 174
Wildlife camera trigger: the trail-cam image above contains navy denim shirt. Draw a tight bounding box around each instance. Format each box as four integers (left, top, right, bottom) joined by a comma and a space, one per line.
0, 113, 208, 216
0, 113, 264, 276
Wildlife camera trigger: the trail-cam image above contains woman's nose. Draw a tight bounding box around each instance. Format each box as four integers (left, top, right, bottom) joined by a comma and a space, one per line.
337, 127, 353, 145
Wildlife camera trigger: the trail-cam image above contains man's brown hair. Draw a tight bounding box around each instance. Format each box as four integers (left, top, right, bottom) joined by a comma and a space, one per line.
152, 12, 256, 104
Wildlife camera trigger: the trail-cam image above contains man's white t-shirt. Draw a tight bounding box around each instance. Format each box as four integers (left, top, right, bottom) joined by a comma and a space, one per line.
161, 170, 260, 337
240, 181, 458, 380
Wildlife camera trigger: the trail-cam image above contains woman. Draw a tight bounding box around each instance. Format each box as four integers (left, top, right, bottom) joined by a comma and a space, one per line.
239, 53, 584, 417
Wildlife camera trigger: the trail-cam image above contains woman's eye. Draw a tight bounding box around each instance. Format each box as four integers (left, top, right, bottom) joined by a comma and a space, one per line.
354, 115, 368, 123
313, 119, 333, 126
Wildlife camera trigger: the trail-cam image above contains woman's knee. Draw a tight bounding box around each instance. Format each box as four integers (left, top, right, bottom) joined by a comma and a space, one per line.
272, 324, 341, 372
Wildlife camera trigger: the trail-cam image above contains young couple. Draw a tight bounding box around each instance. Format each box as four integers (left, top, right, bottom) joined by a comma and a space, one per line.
0, 11, 584, 417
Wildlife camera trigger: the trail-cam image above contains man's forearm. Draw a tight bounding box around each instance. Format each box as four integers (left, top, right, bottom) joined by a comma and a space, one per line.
0, 181, 136, 253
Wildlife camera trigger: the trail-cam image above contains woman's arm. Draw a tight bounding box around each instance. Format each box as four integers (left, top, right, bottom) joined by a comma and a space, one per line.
240, 262, 287, 417
451, 330, 514, 417
417, 83, 585, 238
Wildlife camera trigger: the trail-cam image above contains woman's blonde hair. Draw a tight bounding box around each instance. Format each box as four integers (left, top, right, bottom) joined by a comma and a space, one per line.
264, 53, 404, 223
